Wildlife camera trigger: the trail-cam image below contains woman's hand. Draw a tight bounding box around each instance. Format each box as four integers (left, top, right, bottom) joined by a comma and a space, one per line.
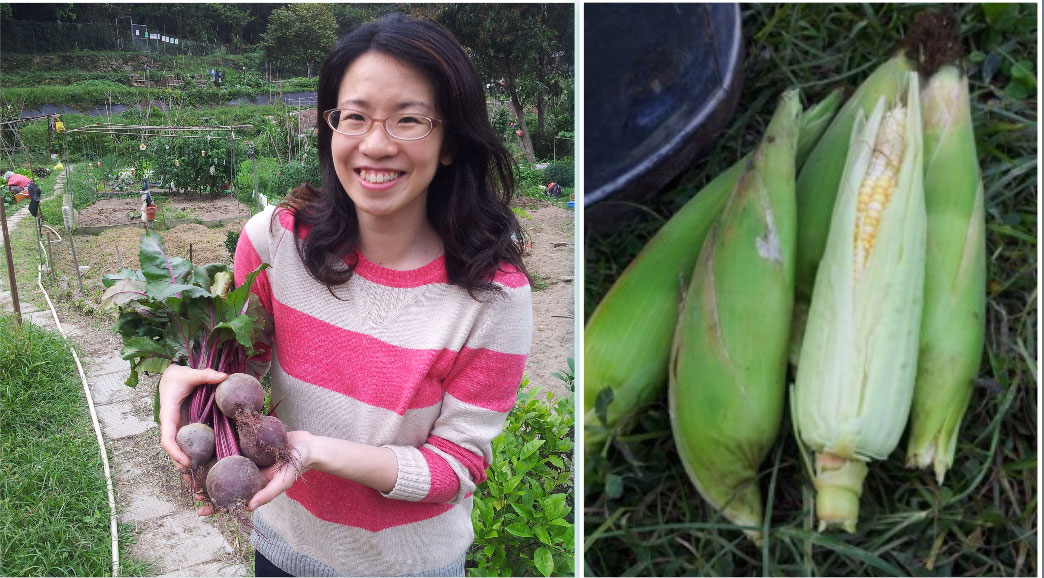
248, 430, 314, 511
157, 365, 227, 469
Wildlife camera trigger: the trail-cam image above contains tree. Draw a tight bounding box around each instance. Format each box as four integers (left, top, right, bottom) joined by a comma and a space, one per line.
10, 3, 76, 22
331, 4, 398, 34
439, 4, 573, 163
261, 4, 338, 78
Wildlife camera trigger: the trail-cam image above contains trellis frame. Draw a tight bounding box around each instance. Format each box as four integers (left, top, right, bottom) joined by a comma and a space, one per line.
56, 122, 253, 292
64, 123, 252, 192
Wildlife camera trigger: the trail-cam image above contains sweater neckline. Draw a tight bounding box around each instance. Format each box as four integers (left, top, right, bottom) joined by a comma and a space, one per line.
349, 250, 447, 288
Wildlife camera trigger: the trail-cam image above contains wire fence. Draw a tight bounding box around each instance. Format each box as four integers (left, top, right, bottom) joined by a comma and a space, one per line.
1, 19, 218, 56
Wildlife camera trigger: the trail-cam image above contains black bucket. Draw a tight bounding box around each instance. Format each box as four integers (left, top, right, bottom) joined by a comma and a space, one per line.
584, 3, 743, 232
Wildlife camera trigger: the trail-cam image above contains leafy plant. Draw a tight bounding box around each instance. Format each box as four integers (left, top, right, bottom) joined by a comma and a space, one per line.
529, 272, 549, 292
515, 163, 550, 200
543, 159, 574, 188
469, 379, 575, 577
224, 229, 241, 263
150, 135, 232, 195
275, 151, 320, 199
550, 357, 574, 393
100, 230, 269, 389
235, 156, 280, 204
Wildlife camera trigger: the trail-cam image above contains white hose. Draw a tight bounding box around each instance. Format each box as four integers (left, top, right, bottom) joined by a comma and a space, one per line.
41, 223, 62, 241
36, 265, 120, 577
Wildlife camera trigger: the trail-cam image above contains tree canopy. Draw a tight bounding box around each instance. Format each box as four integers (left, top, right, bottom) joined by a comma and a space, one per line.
260, 4, 339, 78
438, 4, 573, 162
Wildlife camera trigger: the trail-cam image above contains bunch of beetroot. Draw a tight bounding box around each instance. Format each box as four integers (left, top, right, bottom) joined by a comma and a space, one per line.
102, 231, 291, 511
176, 373, 293, 509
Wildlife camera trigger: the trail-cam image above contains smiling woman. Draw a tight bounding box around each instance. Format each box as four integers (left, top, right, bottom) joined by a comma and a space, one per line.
154, 13, 534, 578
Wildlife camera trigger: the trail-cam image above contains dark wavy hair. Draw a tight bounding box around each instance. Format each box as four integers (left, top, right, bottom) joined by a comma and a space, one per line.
278, 13, 529, 297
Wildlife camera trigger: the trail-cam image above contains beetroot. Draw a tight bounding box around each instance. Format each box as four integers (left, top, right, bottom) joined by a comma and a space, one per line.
206, 455, 263, 510
176, 422, 216, 468
239, 415, 291, 468
194, 457, 218, 498
215, 373, 265, 419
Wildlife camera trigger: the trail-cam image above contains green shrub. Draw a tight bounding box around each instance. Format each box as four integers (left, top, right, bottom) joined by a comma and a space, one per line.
543, 159, 574, 188
490, 106, 513, 135
224, 229, 240, 263
235, 157, 281, 203
274, 144, 320, 199
468, 377, 575, 577
148, 136, 231, 194
515, 163, 549, 200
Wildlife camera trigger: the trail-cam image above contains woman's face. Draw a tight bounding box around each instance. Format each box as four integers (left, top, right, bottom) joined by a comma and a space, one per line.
331, 51, 453, 225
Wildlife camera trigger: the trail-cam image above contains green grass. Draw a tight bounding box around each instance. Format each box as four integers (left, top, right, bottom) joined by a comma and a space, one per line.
0, 49, 319, 110
530, 272, 550, 292
1, 82, 308, 112
584, 4, 1037, 577
0, 314, 151, 576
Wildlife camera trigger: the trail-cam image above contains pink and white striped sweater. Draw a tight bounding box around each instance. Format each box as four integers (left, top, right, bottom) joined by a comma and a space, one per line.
234, 206, 532, 576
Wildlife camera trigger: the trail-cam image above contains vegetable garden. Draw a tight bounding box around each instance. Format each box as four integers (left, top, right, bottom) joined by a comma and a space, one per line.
2, 5, 575, 577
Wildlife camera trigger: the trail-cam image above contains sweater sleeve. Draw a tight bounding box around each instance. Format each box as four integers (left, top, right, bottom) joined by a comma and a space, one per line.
233, 207, 278, 377
382, 273, 533, 504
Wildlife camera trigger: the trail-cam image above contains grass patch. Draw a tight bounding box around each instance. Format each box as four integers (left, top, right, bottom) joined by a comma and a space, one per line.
530, 272, 550, 292
585, 4, 1037, 576
0, 313, 151, 576
1, 78, 319, 111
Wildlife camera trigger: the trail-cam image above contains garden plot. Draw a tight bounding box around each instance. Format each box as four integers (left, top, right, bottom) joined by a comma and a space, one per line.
46, 222, 245, 303
74, 194, 251, 230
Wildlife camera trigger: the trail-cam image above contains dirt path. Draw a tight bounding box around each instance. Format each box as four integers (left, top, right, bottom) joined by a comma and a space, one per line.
1, 171, 251, 575
518, 199, 576, 398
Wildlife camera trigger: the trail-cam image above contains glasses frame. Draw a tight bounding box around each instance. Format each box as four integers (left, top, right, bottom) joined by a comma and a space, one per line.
322, 109, 444, 141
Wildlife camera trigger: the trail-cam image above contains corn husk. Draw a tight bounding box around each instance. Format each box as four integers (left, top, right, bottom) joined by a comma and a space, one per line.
791, 54, 916, 365
584, 90, 843, 465
905, 65, 987, 483
669, 89, 801, 542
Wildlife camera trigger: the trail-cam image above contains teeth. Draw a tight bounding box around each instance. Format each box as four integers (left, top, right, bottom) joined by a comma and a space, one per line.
361, 170, 400, 183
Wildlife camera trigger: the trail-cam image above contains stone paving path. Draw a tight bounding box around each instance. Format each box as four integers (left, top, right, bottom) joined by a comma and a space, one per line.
1, 172, 248, 576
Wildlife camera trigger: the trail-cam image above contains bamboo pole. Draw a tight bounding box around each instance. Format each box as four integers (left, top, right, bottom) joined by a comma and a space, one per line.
46, 230, 56, 285
0, 196, 21, 324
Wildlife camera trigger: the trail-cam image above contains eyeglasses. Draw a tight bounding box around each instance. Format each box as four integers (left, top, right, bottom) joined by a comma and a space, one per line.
323, 109, 443, 141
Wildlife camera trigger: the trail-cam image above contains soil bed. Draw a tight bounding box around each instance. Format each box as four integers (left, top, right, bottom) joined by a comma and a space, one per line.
75, 194, 251, 229
49, 222, 244, 301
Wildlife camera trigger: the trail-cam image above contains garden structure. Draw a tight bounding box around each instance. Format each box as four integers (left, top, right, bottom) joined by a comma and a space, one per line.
62, 122, 251, 200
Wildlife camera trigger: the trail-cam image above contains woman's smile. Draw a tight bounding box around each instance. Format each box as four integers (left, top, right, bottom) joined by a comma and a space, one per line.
355, 168, 405, 190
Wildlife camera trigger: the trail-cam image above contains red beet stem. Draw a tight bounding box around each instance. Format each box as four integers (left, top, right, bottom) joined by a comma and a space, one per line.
184, 338, 252, 460
214, 407, 240, 460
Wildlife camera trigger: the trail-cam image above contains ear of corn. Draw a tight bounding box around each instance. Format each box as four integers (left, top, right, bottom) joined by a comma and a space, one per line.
584, 159, 743, 459
794, 53, 915, 304
905, 65, 987, 483
789, 55, 916, 368
668, 89, 801, 542
584, 90, 842, 463
793, 73, 925, 533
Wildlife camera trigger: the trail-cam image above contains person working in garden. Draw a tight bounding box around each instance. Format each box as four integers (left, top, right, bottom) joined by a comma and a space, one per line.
5, 170, 31, 197
157, 13, 533, 577
5, 170, 42, 215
